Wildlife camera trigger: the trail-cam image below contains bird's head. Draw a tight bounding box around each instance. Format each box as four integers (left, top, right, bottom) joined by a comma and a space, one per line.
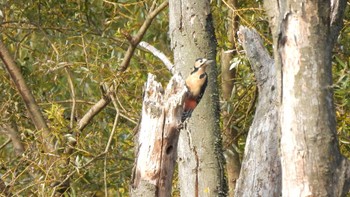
194, 58, 214, 70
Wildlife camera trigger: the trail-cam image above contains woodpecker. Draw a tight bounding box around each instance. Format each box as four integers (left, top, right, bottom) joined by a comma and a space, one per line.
182, 58, 213, 122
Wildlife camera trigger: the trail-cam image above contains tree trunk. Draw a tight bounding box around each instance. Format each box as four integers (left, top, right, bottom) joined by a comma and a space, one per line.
263, 0, 350, 195
234, 26, 281, 197
169, 0, 227, 196
130, 74, 187, 197
221, 0, 241, 196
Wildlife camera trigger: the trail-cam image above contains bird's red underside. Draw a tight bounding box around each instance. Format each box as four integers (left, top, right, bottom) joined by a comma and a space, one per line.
184, 99, 197, 111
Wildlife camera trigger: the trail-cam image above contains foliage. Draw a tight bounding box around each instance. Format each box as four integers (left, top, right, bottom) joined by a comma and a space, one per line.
333, 5, 350, 158
0, 0, 170, 195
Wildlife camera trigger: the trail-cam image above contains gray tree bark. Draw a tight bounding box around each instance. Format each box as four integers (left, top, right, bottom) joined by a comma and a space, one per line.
234, 27, 281, 197
262, 0, 350, 196
169, 0, 227, 196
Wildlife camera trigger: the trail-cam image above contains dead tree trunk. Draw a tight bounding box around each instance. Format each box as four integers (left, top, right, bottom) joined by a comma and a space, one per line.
130, 73, 187, 197
262, 0, 350, 195
234, 26, 281, 196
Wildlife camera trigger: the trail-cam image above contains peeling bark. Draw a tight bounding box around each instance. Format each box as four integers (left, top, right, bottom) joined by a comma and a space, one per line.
130, 74, 187, 197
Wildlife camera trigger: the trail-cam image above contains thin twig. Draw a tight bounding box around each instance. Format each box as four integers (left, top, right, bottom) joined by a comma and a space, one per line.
97, 84, 122, 197
0, 138, 11, 150
81, 36, 89, 67
104, 156, 108, 197
118, 1, 169, 72
79, 16, 173, 130
105, 91, 120, 153
65, 67, 76, 129
38, 99, 138, 125
222, 0, 272, 45
54, 152, 108, 189
103, 84, 120, 196
0, 124, 25, 156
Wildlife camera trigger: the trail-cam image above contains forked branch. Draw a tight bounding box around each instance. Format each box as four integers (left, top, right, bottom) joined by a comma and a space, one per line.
118, 1, 169, 72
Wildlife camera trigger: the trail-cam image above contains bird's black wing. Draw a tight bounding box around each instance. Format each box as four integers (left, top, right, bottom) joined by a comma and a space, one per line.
196, 73, 208, 104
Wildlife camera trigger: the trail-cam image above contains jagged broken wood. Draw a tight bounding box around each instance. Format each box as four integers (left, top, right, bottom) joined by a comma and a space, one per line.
234, 26, 281, 196
130, 73, 187, 197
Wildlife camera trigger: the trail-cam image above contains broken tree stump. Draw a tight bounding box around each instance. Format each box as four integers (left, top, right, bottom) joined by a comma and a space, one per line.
130, 73, 187, 197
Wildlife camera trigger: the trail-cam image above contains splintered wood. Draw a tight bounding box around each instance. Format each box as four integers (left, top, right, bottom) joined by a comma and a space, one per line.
131, 73, 187, 197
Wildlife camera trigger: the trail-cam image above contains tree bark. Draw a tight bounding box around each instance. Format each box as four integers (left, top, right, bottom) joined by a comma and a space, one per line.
169, 0, 227, 196
234, 26, 281, 197
130, 74, 187, 197
221, 1, 241, 196
263, 0, 350, 195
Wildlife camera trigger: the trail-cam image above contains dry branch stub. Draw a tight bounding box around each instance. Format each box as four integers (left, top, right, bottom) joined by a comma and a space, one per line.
131, 73, 187, 196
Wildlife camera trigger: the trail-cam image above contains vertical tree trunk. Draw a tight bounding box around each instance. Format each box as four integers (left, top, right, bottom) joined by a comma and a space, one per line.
263, 0, 350, 195
234, 27, 281, 197
169, 0, 227, 196
221, 0, 241, 196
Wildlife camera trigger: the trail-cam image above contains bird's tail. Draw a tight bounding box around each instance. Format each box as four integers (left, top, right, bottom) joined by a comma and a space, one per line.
181, 110, 193, 122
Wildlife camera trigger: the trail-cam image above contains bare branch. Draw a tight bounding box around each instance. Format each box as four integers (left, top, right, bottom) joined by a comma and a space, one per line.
77, 96, 110, 131
65, 68, 76, 129
0, 41, 54, 153
103, 90, 120, 195
118, 1, 169, 72
76, 2, 169, 131
73, 2, 169, 133
0, 124, 25, 156
104, 88, 120, 153
75, 2, 170, 131
0, 138, 11, 150
139, 41, 174, 74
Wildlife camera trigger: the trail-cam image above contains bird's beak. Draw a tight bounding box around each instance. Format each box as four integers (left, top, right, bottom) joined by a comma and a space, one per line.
205, 59, 214, 64
203, 59, 214, 67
